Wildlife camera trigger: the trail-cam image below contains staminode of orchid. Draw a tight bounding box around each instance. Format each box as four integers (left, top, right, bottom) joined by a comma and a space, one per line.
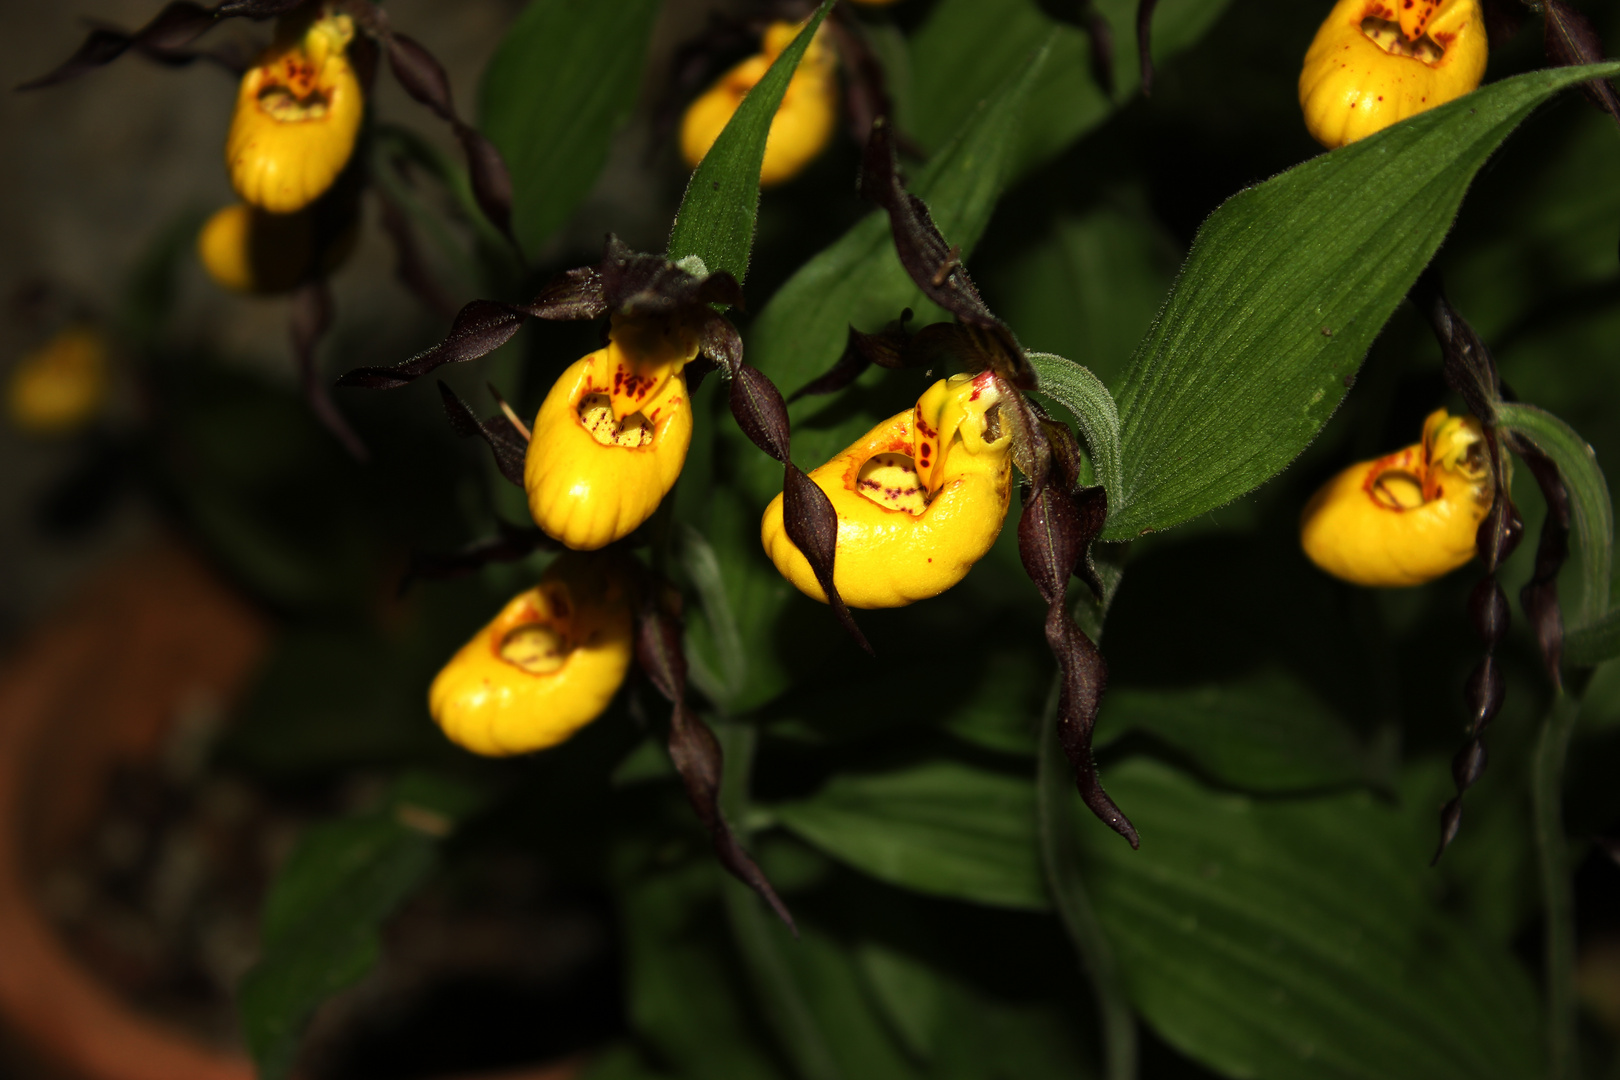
1299, 0, 1488, 148
1299, 408, 1496, 587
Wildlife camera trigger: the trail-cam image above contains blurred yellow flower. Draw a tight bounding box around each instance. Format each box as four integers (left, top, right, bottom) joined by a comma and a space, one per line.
429, 554, 635, 756
1300, 409, 1494, 586
680, 20, 838, 188
1299, 0, 1487, 148
761, 371, 1014, 609
225, 10, 363, 213
7, 326, 109, 435
525, 314, 698, 551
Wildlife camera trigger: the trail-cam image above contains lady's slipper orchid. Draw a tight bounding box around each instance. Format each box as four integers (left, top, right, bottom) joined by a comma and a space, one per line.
429, 554, 634, 757
1299, 0, 1487, 148
526, 314, 698, 551
6, 326, 109, 434
1300, 409, 1495, 587
225, 9, 364, 214
680, 20, 838, 188
761, 371, 1014, 609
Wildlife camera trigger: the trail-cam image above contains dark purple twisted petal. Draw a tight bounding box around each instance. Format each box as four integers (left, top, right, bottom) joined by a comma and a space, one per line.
384, 31, 516, 240
436, 380, 528, 488
782, 465, 872, 656
1136, 0, 1159, 96
634, 595, 796, 931
1542, 0, 1620, 130
1079, 0, 1116, 97
1019, 481, 1135, 846
290, 282, 368, 460
18, 1, 216, 89
1416, 270, 1501, 423
399, 520, 557, 592
338, 300, 530, 389
1508, 436, 1572, 688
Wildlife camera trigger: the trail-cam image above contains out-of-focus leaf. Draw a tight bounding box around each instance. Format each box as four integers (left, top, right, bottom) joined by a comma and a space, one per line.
238, 774, 484, 1080
679, 525, 750, 708
1028, 352, 1124, 505
1497, 402, 1614, 630
477, 0, 661, 257
1094, 672, 1388, 793
667, 0, 836, 283
1077, 759, 1543, 1080
1106, 62, 1620, 542
770, 762, 1046, 911
908, 0, 1234, 177
994, 207, 1178, 389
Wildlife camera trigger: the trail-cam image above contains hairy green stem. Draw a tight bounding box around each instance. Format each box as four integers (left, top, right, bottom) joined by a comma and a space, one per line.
1532, 692, 1582, 1080
716, 722, 843, 1080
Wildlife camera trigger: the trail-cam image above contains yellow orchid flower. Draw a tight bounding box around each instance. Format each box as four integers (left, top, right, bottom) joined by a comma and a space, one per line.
429, 554, 635, 756
7, 326, 109, 434
1299, 0, 1487, 148
225, 9, 363, 213
680, 20, 838, 188
761, 371, 1014, 609
525, 314, 699, 551
1300, 409, 1495, 587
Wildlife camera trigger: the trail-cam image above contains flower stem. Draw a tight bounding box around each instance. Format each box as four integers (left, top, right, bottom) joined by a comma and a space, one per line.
1037, 678, 1137, 1080
1532, 692, 1583, 1080
716, 721, 843, 1080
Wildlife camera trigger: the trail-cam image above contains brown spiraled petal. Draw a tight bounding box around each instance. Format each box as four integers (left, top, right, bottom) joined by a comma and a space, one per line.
1136, 0, 1159, 96
436, 381, 527, 487
597, 237, 743, 317
728, 363, 793, 464
826, 6, 896, 148
213, 0, 307, 16
290, 282, 368, 461
634, 596, 796, 931
788, 322, 910, 403
783, 465, 873, 655
376, 190, 460, 320
384, 32, 517, 240
338, 299, 530, 388
1506, 435, 1571, 688
1081, 0, 1116, 98
859, 119, 999, 332
1542, 0, 1620, 131
1020, 481, 1136, 846
695, 310, 744, 376
1416, 270, 1501, 423
399, 519, 556, 592
18, 1, 215, 89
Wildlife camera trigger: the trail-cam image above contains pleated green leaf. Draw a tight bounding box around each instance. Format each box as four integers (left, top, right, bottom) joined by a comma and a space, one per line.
1106, 62, 1620, 541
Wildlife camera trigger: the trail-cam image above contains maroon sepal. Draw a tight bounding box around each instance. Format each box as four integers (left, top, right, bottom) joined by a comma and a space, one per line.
337, 237, 738, 390
634, 591, 796, 932
290, 282, 368, 461
1136, 0, 1159, 96
1542, 0, 1620, 131
436, 381, 528, 488
16, 0, 304, 89
788, 316, 914, 403
399, 519, 557, 593
1019, 480, 1136, 846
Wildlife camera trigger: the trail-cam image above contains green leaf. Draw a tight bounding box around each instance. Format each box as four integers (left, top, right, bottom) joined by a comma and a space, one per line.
1078, 759, 1543, 1080
678, 524, 749, 709
478, 0, 662, 258
1496, 402, 1614, 631
748, 41, 1053, 415
908, 0, 1236, 178
770, 762, 1046, 911
1028, 352, 1124, 505
238, 774, 483, 1080
1105, 62, 1620, 542
1094, 672, 1389, 793
1567, 607, 1620, 669
666, 0, 836, 283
